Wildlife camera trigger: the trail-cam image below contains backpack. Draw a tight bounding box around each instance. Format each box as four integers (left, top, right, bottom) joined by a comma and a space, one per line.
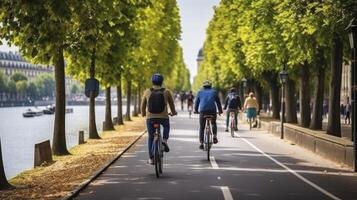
148, 88, 166, 113
228, 93, 239, 109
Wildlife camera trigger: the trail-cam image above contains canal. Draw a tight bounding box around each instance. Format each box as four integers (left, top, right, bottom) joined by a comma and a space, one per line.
0, 105, 130, 179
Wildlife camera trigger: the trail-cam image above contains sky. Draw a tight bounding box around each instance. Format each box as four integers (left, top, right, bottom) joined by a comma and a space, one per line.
0, 0, 220, 82
177, 0, 220, 82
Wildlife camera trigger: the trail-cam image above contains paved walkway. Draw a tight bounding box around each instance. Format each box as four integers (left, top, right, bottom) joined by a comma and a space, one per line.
75, 111, 357, 200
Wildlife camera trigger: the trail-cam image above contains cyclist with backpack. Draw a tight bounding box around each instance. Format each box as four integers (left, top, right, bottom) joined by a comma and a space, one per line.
194, 80, 223, 149
141, 73, 177, 164
224, 87, 242, 132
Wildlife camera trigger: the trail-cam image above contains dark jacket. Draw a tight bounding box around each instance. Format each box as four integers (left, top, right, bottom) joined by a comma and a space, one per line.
194, 87, 223, 113
224, 92, 242, 110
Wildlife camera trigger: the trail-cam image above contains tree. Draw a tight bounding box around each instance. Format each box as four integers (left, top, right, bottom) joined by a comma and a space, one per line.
70, 84, 79, 95
27, 82, 38, 100
10, 72, 27, 83
35, 74, 55, 98
1, 0, 73, 155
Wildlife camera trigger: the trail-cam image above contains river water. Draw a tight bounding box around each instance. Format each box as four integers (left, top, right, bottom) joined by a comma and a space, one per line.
0, 105, 129, 179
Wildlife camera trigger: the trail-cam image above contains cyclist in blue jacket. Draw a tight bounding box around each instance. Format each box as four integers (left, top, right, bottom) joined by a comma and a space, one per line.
194, 80, 223, 150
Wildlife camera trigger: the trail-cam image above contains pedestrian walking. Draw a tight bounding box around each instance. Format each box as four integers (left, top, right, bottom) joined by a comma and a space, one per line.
345, 98, 351, 124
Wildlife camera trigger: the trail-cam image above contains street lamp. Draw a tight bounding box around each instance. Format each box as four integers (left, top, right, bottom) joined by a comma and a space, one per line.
346, 18, 357, 172
241, 78, 247, 97
279, 69, 288, 139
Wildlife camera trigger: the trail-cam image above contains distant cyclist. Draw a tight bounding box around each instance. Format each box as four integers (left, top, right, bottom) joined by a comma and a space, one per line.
180, 91, 186, 111
187, 91, 194, 112
244, 92, 259, 127
141, 73, 177, 164
194, 80, 223, 149
224, 87, 242, 132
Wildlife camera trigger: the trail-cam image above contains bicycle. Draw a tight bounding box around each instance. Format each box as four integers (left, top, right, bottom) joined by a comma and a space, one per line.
203, 115, 214, 161
152, 121, 164, 178
229, 111, 236, 137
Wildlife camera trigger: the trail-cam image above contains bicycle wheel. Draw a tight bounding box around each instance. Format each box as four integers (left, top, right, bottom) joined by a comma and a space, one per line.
159, 141, 163, 174
230, 118, 234, 137
154, 141, 161, 178
206, 129, 211, 161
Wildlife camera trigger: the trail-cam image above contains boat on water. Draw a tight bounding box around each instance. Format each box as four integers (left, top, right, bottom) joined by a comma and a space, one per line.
23, 108, 44, 118
43, 105, 55, 114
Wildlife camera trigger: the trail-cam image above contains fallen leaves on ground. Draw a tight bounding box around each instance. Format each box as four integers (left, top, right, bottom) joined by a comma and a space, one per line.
0, 117, 145, 200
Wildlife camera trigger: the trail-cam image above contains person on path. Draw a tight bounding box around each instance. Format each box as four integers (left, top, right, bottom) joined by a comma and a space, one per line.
187, 90, 194, 112
180, 91, 186, 111
194, 80, 223, 150
224, 87, 242, 132
345, 98, 351, 124
141, 73, 177, 164
244, 92, 259, 127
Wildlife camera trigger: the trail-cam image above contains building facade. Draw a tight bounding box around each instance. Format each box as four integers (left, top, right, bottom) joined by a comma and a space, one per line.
0, 51, 53, 81
341, 62, 351, 104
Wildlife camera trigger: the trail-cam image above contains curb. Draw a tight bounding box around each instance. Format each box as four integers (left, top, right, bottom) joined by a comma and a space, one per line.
61, 130, 147, 200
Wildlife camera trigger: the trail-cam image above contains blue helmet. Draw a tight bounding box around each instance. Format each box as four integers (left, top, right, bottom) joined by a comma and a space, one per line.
151, 73, 164, 86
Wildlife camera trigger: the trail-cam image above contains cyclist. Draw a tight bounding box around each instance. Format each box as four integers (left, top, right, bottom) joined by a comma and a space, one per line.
187, 91, 194, 113
141, 73, 177, 164
244, 92, 259, 127
224, 87, 242, 132
180, 91, 186, 111
194, 80, 223, 150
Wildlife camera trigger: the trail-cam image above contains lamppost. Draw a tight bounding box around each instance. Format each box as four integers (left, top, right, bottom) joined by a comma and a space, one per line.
241, 78, 247, 98
279, 69, 288, 139
346, 17, 357, 172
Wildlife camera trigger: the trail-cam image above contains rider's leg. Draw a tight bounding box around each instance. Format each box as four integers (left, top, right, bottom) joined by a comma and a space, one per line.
211, 113, 218, 143
146, 119, 155, 159
161, 118, 170, 152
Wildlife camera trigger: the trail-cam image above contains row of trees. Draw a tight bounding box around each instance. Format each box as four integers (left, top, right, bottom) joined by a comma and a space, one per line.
0, 71, 55, 101
194, 0, 355, 135
0, 0, 189, 189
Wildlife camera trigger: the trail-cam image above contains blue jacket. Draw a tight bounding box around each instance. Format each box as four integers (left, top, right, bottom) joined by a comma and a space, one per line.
194, 88, 223, 113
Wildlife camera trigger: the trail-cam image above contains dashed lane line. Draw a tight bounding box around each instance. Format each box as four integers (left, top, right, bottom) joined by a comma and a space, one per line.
221, 186, 234, 200
236, 133, 342, 200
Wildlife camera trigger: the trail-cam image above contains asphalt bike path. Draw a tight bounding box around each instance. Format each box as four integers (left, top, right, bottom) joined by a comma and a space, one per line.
75, 111, 357, 200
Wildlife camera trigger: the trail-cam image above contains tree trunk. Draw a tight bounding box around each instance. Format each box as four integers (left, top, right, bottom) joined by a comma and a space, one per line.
285, 78, 298, 123
125, 78, 131, 121
116, 81, 124, 125
52, 50, 69, 155
138, 84, 142, 114
89, 47, 100, 139
132, 87, 138, 116
254, 82, 263, 115
310, 48, 326, 130
264, 71, 280, 119
103, 87, 114, 131
327, 33, 343, 137
0, 139, 12, 190
299, 62, 311, 127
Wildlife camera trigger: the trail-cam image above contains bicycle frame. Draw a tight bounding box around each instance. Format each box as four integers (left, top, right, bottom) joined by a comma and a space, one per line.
204, 117, 213, 161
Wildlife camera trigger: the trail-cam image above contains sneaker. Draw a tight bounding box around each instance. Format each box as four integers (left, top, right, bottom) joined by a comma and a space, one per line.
234, 127, 238, 131
199, 144, 204, 150
162, 141, 170, 152
225, 129, 228, 132
147, 158, 154, 165
213, 137, 218, 144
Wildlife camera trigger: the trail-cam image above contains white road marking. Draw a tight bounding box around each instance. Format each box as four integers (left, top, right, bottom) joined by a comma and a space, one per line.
210, 156, 219, 169
237, 134, 342, 200
221, 186, 234, 200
